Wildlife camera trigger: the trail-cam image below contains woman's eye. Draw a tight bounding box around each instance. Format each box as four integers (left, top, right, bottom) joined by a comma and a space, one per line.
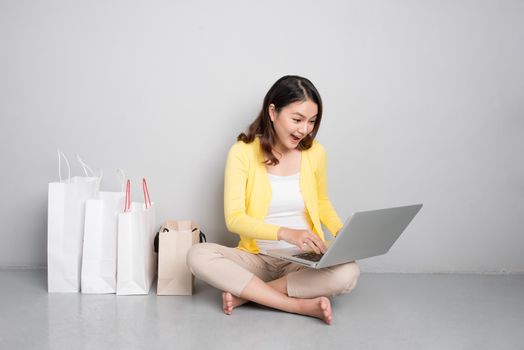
293, 119, 301, 122
309, 120, 316, 124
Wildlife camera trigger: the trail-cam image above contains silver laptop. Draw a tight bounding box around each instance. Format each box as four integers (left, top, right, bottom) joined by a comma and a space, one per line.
260, 204, 423, 269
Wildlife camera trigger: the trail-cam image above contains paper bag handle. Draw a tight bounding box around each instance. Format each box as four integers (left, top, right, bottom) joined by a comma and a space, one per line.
124, 179, 131, 212
76, 154, 95, 177
57, 149, 71, 183
142, 178, 152, 209
76, 154, 103, 190
193, 227, 207, 243
124, 178, 151, 212
117, 169, 126, 192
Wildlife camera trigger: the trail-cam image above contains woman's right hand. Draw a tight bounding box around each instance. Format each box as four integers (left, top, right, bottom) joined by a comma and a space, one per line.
277, 227, 326, 254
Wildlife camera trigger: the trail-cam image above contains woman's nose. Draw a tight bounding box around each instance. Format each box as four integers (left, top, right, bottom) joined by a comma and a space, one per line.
298, 122, 308, 134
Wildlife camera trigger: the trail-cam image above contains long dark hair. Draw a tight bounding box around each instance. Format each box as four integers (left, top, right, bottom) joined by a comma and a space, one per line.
237, 75, 323, 166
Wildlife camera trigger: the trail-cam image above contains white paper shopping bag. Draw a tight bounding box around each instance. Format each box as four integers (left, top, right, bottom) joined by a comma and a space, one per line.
116, 178, 157, 295
81, 170, 126, 294
47, 151, 99, 293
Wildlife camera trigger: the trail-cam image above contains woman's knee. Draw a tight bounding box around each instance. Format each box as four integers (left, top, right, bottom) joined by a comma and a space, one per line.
331, 261, 360, 296
186, 242, 217, 276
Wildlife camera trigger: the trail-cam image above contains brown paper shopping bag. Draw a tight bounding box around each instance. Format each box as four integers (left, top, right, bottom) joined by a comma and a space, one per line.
156, 220, 204, 295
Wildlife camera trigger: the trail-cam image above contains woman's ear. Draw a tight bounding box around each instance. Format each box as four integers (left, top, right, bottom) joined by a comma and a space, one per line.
268, 104, 276, 122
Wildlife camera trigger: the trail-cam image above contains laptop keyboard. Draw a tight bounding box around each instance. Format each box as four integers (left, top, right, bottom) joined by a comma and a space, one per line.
292, 252, 324, 262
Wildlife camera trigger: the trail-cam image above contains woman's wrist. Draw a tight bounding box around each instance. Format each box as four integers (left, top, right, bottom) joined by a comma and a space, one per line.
277, 227, 287, 241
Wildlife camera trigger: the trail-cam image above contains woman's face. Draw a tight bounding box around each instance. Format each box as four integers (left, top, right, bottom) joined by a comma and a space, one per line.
269, 99, 318, 153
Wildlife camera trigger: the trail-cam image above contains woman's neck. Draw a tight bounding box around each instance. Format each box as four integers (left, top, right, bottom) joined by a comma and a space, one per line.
267, 145, 301, 176
272, 141, 299, 158
273, 147, 299, 160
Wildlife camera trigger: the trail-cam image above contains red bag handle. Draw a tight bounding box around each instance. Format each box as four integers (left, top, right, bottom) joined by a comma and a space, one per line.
123, 178, 151, 211
124, 179, 131, 212
142, 178, 152, 209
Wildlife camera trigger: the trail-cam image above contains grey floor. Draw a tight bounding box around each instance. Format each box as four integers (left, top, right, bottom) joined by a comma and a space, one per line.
0, 270, 523, 350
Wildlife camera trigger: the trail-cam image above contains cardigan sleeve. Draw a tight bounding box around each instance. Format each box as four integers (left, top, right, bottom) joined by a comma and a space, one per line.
223, 142, 280, 240
315, 143, 344, 236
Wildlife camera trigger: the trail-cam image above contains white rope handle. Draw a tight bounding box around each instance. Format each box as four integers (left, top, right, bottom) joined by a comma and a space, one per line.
97, 168, 104, 188
76, 154, 95, 177
57, 149, 71, 183
117, 169, 126, 192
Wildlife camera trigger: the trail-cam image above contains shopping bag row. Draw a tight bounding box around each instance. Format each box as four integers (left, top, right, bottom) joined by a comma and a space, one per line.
47, 151, 205, 295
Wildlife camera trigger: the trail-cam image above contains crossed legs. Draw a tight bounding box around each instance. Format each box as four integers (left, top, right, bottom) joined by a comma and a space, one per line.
187, 243, 359, 325
239, 275, 333, 324
222, 275, 286, 314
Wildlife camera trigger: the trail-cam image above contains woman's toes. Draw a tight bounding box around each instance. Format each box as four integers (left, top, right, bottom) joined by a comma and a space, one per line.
318, 297, 333, 324
222, 292, 234, 315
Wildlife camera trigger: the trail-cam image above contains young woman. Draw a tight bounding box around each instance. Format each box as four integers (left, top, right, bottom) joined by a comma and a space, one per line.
187, 75, 360, 324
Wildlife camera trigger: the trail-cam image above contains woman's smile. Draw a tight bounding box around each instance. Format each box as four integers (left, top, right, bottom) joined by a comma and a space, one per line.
290, 134, 301, 143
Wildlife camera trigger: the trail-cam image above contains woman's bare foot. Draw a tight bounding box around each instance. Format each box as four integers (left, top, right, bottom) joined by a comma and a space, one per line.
222, 292, 249, 315
298, 297, 333, 325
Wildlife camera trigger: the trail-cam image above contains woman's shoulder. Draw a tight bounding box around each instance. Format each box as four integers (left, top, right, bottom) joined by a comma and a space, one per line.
227, 138, 260, 163
307, 139, 327, 158
229, 137, 258, 152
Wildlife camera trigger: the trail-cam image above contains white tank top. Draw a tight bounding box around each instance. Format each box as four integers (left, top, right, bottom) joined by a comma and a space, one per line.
256, 172, 310, 252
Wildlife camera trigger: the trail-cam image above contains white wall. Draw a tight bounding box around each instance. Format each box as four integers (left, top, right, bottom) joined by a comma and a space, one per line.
1, 0, 523, 272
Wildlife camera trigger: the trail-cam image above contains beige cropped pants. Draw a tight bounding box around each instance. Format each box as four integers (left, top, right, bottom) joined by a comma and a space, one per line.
187, 243, 360, 298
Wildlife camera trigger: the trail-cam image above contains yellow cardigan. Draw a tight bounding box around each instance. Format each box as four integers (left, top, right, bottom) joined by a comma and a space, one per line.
224, 136, 344, 253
